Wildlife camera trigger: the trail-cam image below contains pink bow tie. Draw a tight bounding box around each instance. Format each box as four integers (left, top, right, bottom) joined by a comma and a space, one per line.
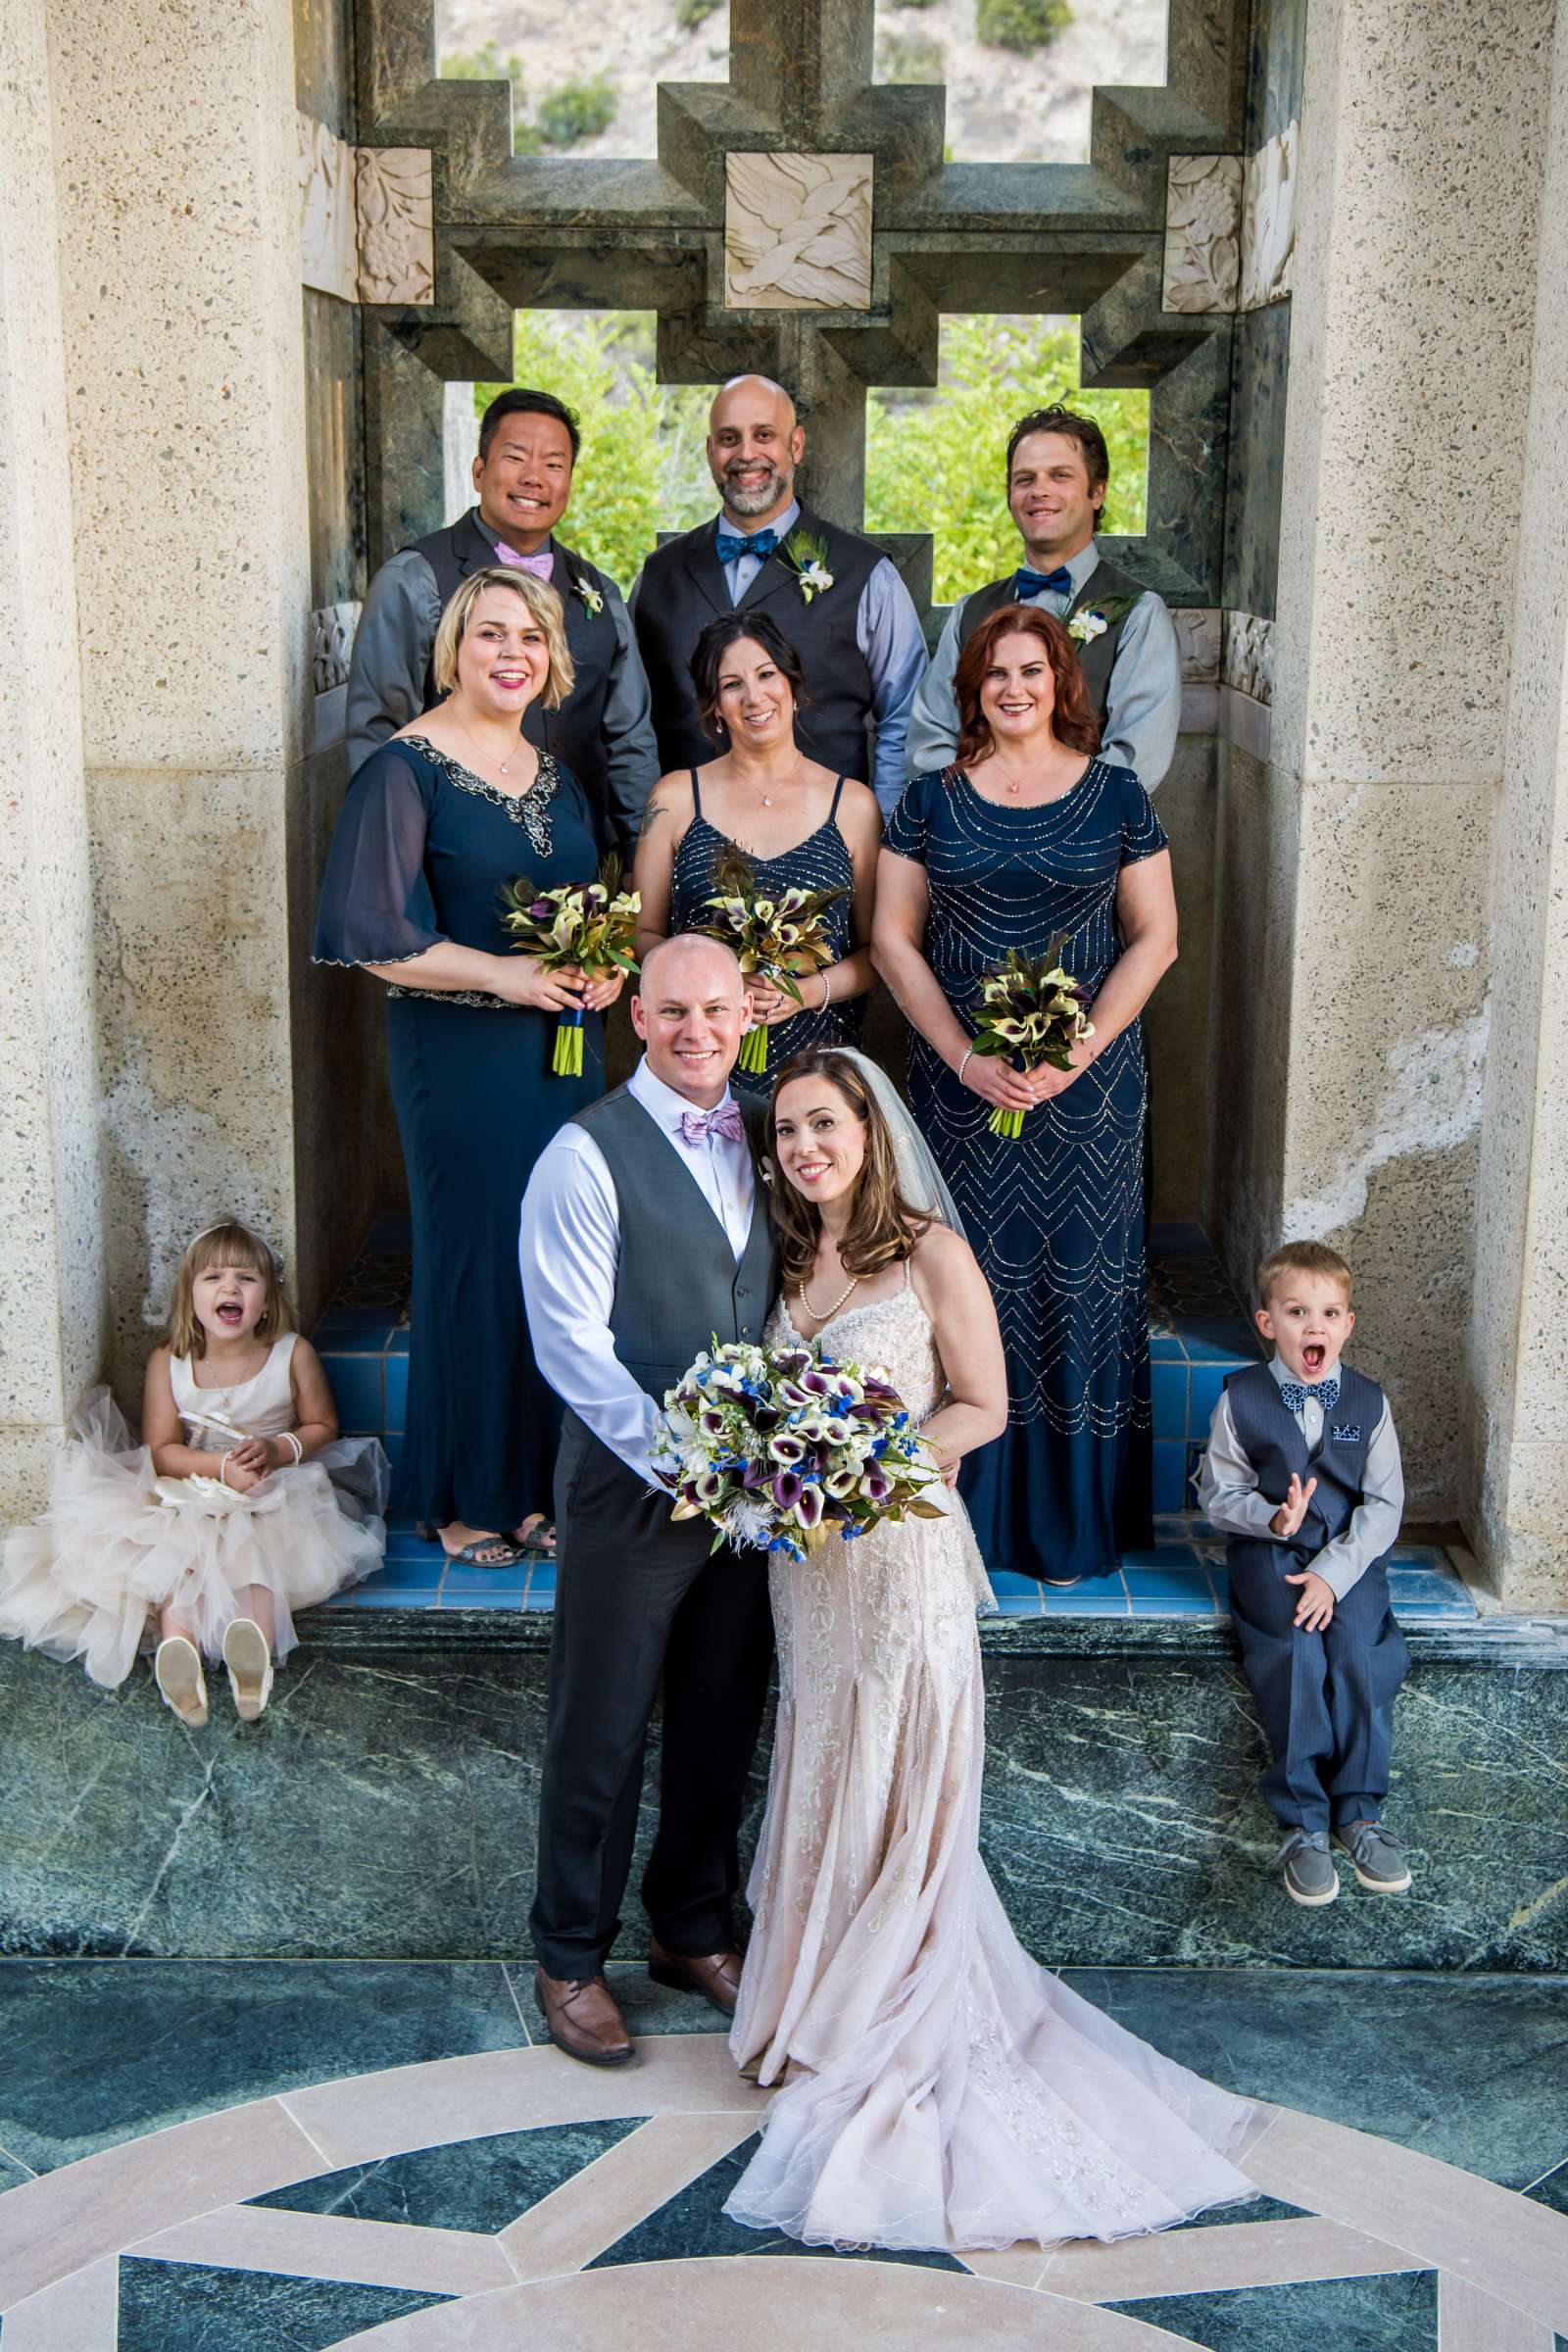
493, 543, 555, 579
679, 1101, 745, 1148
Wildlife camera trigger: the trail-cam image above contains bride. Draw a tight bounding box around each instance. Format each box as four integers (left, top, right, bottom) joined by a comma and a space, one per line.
724, 1046, 1260, 2253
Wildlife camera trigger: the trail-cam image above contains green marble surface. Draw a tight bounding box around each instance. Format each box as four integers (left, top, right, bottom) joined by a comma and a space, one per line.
117, 2258, 447, 2352
1107, 2272, 1437, 2352
250, 2117, 642, 2232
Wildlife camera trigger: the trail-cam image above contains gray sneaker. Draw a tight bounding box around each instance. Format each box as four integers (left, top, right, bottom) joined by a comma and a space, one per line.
1333, 1821, 1411, 1892
1277, 1829, 1339, 1907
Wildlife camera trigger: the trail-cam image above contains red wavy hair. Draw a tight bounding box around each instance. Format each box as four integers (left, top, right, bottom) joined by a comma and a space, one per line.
954, 604, 1102, 766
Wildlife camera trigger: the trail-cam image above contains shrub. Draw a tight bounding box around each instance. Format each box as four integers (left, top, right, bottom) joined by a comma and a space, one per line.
879, 30, 944, 82
865, 316, 1149, 605
676, 0, 720, 24
535, 74, 618, 148
975, 0, 1071, 54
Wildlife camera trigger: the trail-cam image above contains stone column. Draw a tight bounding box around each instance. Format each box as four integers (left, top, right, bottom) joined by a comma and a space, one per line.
1466, 3, 1568, 1607
45, 0, 318, 1388
0, 0, 110, 1508
1210, 0, 1554, 1518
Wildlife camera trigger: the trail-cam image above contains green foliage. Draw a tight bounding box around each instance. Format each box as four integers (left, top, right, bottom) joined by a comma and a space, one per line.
866, 317, 1149, 605
535, 74, 618, 146
473, 313, 711, 591
975, 0, 1071, 53
878, 29, 944, 82
676, 0, 720, 23
440, 38, 519, 80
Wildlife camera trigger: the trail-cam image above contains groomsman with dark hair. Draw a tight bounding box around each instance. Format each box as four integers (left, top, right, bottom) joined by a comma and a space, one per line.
906, 404, 1182, 789
630, 374, 928, 815
346, 387, 661, 854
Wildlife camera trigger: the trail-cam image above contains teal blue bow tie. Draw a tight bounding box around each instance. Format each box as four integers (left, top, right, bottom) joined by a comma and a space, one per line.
1012, 564, 1073, 601
716, 526, 779, 565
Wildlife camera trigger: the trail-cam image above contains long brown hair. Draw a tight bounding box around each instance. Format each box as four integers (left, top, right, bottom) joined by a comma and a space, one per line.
954, 604, 1102, 765
765, 1050, 931, 1288
167, 1219, 292, 1359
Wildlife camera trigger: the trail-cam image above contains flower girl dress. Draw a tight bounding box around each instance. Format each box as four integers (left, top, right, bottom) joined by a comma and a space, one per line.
0, 1335, 386, 1688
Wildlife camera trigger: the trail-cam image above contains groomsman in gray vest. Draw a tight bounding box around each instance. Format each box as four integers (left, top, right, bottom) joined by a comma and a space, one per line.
906, 405, 1182, 789
631, 374, 928, 814
346, 387, 660, 853
519, 935, 778, 2066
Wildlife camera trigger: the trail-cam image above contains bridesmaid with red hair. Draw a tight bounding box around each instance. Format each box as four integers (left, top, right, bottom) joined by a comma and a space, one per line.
872, 605, 1178, 1588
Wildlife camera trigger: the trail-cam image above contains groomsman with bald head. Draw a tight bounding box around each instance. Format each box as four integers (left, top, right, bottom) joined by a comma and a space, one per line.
630, 375, 927, 815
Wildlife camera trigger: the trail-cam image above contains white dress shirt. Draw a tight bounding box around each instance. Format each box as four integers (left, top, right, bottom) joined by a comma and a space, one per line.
1197, 1353, 1405, 1601
904, 534, 1182, 791
519, 1057, 757, 1485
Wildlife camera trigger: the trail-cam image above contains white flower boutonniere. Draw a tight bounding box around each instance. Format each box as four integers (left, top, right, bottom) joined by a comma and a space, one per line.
1068, 608, 1109, 645
781, 528, 835, 605
574, 577, 605, 617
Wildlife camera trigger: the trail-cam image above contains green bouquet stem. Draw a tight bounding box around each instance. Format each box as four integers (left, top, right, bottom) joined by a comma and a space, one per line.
552, 1005, 586, 1078
989, 1104, 1027, 1140
739, 1022, 770, 1075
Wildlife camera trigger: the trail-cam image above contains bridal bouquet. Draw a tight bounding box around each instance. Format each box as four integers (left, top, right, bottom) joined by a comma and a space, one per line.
653, 1340, 947, 1562
969, 938, 1096, 1140
700, 846, 848, 1076
500, 855, 640, 1076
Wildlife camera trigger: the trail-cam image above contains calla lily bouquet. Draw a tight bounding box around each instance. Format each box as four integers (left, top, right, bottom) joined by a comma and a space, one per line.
969, 937, 1096, 1140
652, 1339, 947, 1563
500, 854, 640, 1076
700, 845, 848, 1075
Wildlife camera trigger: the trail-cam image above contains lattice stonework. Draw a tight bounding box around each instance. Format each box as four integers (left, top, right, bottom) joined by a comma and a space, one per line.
353, 0, 1250, 608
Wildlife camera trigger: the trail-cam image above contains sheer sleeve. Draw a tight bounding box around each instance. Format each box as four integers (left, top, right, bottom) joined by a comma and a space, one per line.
883, 769, 935, 863
312, 743, 447, 966
1114, 765, 1170, 866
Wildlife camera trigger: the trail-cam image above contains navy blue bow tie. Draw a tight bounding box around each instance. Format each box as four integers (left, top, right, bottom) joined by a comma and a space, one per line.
716, 526, 779, 566
1013, 564, 1073, 602
1279, 1376, 1340, 1415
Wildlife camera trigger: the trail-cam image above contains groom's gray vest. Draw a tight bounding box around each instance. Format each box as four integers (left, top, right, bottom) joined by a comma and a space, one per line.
564, 1082, 776, 1425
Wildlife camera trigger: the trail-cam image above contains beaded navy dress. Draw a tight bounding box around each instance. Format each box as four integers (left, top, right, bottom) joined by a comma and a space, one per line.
669, 767, 860, 1100
313, 736, 605, 1534
883, 761, 1168, 1584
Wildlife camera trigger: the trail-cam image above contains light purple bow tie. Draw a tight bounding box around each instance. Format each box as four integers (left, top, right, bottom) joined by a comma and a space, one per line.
493, 542, 555, 579
679, 1101, 746, 1148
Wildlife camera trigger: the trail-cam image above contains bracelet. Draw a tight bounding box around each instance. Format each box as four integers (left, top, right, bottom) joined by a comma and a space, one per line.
219, 1454, 232, 1489
281, 1432, 304, 1466
817, 970, 832, 1013
957, 1047, 973, 1084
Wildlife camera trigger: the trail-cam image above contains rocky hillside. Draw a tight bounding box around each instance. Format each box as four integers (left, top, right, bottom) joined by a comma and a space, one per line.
437, 0, 1166, 169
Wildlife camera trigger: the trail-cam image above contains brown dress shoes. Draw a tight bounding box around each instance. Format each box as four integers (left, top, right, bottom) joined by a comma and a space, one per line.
534, 1969, 636, 2067
648, 1936, 744, 2017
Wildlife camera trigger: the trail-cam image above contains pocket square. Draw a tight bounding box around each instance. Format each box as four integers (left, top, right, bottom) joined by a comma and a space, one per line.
1331, 1424, 1361, 1445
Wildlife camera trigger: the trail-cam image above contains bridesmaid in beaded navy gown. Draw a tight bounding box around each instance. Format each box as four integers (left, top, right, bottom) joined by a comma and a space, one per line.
874, 604, 1178, 1586
635, 612, 880, 1096
314, 570, 627, 1569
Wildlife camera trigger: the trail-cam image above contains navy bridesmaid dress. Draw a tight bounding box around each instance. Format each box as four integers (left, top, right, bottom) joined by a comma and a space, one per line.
668, 766, 860, 1099
314, 735, 605, 1533
883, 760, 1168, 1584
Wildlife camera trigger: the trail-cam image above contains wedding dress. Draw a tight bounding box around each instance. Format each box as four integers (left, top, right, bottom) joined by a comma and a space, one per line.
725, 1265, 1259, 2253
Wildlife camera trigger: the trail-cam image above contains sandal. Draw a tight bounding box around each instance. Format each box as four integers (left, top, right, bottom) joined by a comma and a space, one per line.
442, 1532, 529, 1568
514, 1516, 558, 1559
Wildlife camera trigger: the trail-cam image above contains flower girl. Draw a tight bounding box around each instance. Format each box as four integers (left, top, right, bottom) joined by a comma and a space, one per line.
0, 1220, 387, 1724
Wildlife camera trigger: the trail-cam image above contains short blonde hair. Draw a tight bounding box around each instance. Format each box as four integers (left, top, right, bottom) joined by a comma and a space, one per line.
168, 1220, 293, 1359
1257, 1240, 1354, 1310
430, 567, 574, 709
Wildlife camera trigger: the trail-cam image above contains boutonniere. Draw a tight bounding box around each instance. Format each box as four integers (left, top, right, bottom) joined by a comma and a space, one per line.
780, 528, 835, 604
1331, 1424, 1361, 1445
1067, 593, 1141, 646
573, 575, 605, 617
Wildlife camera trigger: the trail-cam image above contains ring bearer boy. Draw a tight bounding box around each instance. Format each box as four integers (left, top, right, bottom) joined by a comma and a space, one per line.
1198, 1242, 1412, 1910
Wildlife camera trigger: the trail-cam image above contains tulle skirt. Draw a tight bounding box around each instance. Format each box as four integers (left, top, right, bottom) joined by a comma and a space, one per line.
0, 1391, 387, 1689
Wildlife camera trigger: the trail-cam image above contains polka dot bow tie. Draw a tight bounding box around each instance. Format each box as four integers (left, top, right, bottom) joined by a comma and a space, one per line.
1280, 1376, 1340, 1414
678, 1102, 746, 1147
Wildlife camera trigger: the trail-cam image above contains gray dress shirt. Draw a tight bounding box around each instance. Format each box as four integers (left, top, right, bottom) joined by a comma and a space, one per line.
344, 538, 661, 850
1197, 1354, 1405, 1601
904, 537, 1182, 790
631, 499, 928, 815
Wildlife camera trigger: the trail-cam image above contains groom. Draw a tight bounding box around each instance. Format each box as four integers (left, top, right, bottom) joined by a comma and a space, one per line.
518, 935, 779, 2065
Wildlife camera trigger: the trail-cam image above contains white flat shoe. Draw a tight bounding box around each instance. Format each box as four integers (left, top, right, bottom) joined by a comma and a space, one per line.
222, 1617, 274, 1720
154, 1635, 208, 1727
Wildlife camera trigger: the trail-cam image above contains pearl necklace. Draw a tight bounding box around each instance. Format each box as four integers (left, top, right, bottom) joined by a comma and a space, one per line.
799, 1268, 859, 1324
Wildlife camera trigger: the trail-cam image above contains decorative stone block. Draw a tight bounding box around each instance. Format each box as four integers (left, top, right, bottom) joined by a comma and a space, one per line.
354, 148, 435, 307
723, 152, 874, 312
298, 115, 356, 304
1223, 609, 1275, 704
1170, 606, 1222, 684
1242, 119, 1298, 311
1162, 154, 1243, 314
312, 602, 361, 695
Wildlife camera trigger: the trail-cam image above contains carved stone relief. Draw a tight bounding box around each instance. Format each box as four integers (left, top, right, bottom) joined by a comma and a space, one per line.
298, 114, 356, 304
354, 148, 435, 306
1170, 607, 1222, 684
312, 601, 362, 694
724, 152, 874, 312
1223, 610, 1274, 705
1241, 120, 1298, 312
1162, 155, 1243, 315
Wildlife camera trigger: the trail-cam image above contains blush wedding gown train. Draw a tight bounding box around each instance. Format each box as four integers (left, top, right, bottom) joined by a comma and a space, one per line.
725, 1268, 1260, 2254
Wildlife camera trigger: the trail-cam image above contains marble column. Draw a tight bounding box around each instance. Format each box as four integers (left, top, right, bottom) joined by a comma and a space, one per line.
0, 0, 110, 1509
43, 0, 320, 1390
1466, 2, 1568, 1608
1209, 0, 1555, 1519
